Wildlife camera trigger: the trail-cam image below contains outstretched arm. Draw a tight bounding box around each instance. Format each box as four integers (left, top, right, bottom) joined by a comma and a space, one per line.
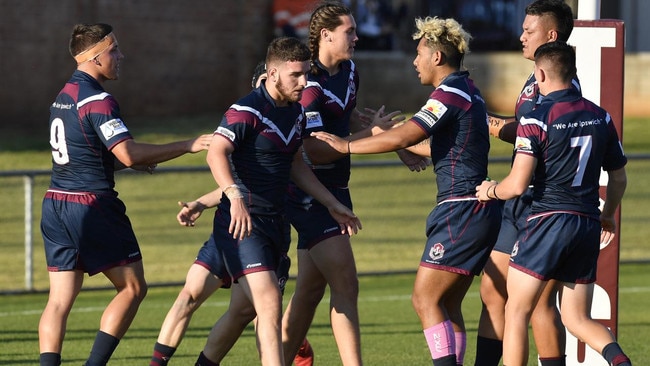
311, 120, 428, 155
112, 133, 212, 167
176, 188, 223, 227
304, 106, 405, 165
356, 107, 430, 171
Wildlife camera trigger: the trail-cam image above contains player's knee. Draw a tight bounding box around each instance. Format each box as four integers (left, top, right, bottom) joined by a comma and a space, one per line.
330, 277, 358, 298
560, 310, 585, 332
174, 290, 202, 312
531, 303, 561, 326
121, 280, 148, 302
479, 286, 507, 309
232, 304, 257, 323
295, 282, 327, 306
411, 293, 432, 316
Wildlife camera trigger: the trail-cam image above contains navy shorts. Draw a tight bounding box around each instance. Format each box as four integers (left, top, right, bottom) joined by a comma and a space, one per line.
40, 190, 142, 276
510, 212, 600, 284
287, 185, 352, 250
195, 218, 292, 292
194, 234, 233, 288
421, 198, 501, 276
212, 207, 288, 281
492, 189, 533, 254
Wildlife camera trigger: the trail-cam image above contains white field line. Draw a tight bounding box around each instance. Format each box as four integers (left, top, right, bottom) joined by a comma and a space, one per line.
2, 286, 648, 318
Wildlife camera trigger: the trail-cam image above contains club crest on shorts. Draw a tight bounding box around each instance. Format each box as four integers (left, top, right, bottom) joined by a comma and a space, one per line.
429, 242, 445, 260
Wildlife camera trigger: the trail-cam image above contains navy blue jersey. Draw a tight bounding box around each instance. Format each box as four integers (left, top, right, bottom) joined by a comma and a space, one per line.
299, 60, 359, 187
48, 70, 133, 193
515, 71, 582, 121
214, 84, 305, 215
410, 71, 490, 202
515, 88, 627, 217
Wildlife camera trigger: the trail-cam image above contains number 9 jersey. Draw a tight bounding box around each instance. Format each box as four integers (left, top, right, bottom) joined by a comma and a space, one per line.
48, 70, 133, 193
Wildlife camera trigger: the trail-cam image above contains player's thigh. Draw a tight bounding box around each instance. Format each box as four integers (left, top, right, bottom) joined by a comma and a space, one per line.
413, 266, 467, 304
103, 260, 146, 292
308, 235, 357, 287
480, 250, 511, 299
238, 271, 282, 312
558, 282, 594, 324
46, 270, 84, 309
183, 263, 223, 301
505, 266, 546, 313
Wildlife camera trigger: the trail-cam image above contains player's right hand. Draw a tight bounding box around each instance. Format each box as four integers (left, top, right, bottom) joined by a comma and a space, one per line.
188, 134, 213, 153
177, 201, 205, 226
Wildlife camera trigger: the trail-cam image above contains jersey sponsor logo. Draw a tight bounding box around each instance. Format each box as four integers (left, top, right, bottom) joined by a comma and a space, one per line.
305, 111, 323, 129
51, 102, 73, 110
215, 126, 236, 142
514, 136, 532, 152
99, 118, 128, 139
429, 242, 445, 260
414, 99, 447, 128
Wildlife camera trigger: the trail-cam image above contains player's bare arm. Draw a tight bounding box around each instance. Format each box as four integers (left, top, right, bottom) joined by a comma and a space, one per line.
111, 133, 212, 167
488, 112, 517, 143
206, 134, 251, 240
176, 188, 223, 226
476, 153, 536, 202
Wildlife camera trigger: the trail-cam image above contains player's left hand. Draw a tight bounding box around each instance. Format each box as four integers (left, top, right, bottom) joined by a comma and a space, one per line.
366, 105, 405, 132
600, 214, 617, 246
475, 179, 497, 203
176, 200, 205, 226
396, 149, 430, 172
327, 203, 362, 236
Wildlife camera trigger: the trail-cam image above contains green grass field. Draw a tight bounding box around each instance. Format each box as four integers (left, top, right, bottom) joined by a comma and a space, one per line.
0, 115, 649, 364
1, 265, 649, 365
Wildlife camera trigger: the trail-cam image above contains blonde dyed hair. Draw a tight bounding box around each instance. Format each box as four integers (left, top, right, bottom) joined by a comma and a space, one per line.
412, 17, 472, 68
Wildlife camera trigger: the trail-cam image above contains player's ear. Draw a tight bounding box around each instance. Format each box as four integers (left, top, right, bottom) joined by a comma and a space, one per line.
267, 67, 277, 82
321, 28, 330, 43
432, 50, 444, 66
535, 65, 546, 83
548, 29, 558, 42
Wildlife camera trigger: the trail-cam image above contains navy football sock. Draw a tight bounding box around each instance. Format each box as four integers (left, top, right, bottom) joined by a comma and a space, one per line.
473, 336, 503, 366
84, 330, 119, 366
602, 342, 632, 366
150, 342, 177, 366
39, 352, 61, 366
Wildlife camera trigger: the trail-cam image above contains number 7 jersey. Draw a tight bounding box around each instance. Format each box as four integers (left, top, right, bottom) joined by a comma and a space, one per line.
514, 88, 627, 217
